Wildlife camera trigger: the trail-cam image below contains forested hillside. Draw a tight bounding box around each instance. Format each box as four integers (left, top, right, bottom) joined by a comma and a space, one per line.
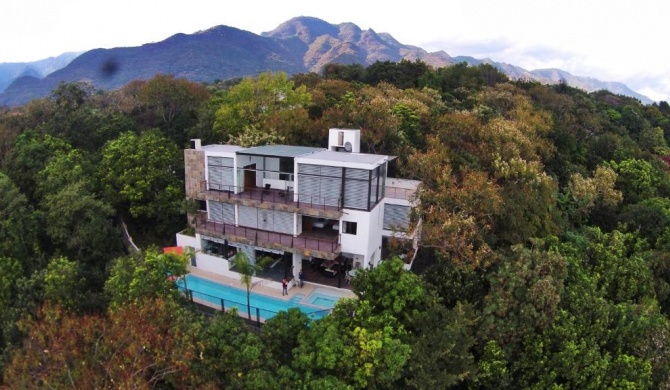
2, 60, 670, 388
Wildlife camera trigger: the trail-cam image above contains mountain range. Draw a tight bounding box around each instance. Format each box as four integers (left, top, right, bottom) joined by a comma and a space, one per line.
0, 16, 653, 107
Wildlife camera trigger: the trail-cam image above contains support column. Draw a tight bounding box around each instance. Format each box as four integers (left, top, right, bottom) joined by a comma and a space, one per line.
239, 244, 256, 265
292, 253, 302, 280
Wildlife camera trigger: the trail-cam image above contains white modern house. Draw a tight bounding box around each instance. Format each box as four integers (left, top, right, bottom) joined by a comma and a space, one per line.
176, 129, 420, 291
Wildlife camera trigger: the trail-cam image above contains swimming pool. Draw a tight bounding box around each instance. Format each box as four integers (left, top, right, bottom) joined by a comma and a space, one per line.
177, 274, 336, 321
306, 288, 347, 308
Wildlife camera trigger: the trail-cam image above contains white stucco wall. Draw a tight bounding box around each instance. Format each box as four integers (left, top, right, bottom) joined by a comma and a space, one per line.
340, 203, 383, 268
236, 155, 265, 188
195, 252, 230, 274
176, 232, 199, 250
328, 128, 361, 153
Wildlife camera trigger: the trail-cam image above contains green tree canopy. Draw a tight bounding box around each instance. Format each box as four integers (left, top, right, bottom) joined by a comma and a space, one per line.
213, 71, 311, 141
99, 130, 184, 233
0, 173, 39, 264
105, 248, 188, 306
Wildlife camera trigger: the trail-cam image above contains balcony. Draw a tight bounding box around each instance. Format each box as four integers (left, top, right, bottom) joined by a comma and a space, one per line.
385, 178, 421, 201
194, 212, 341, 260
198, 181, 343, 218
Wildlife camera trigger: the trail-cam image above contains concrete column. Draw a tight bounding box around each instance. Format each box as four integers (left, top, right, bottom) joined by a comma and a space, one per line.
239, 244, 256, 265
292, 252, 302, 279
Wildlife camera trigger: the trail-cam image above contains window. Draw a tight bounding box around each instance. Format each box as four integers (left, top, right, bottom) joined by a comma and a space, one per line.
343, 221, 358, 235
197, 200, 207, 211
279, 157, 294, 180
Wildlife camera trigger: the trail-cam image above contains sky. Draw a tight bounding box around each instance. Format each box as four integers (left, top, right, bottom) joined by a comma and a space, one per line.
2, 0, 669, 102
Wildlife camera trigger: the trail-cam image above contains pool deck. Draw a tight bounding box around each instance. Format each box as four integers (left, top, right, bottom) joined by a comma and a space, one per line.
185, 266, 357, 319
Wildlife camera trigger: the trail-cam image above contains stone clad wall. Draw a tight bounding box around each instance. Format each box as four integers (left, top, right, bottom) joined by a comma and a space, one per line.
184, 149, 205, 198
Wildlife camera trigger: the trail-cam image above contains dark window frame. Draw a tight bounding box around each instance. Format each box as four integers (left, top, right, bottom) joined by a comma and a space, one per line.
343, 221, 358, 235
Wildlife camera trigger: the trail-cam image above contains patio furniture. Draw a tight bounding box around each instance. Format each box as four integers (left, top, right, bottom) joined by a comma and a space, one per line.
323, 267, 337, 278
322, 259, 334, 269
313, 218, 327, 229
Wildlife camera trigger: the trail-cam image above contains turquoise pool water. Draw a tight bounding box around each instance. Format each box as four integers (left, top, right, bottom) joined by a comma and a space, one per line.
177, 274, 335, 320
306, 288, 343, 308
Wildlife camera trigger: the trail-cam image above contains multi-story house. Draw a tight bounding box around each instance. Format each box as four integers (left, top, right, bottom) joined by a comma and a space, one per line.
176, 129, 420, 291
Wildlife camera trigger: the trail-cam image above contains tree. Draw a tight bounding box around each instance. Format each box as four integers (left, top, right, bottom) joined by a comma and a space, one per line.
578, 228, 654, 303
493, 156, 561, 244
50, 81, 94, 112
639, 126, 668, 154
363, 60, 430, 89
352, 257, 426, 327
403, 301, 477, 389
564, 165, 622, 224
105, 249, 188, 306
609, 158, 661, 204
41, 181, 122, 270
42, 256, 83, 311
132, 74, 212, 145
322, 63, 365, 82
420, 62, 509, 104
0, 173, 39, 265
260, 308, 310, 368
3, 298, 202, 388
227, 124, 286, 147
47, 81, 112, 151
230, 252, 272, 320
2, 130, 71, 202
351, 258, 477, 388
408, 136, 501, 268
35, 147, 92, 199
213, 72, 311, 141
98, 130, 184, 234
291, 298, 410, 389
480, 242, 568, 359
618, 197, 670, 247
0, 256, 23, 361
196, 310, 273, 389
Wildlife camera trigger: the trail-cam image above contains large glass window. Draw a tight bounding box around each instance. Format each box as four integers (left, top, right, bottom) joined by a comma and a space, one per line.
279, 157, 294, 180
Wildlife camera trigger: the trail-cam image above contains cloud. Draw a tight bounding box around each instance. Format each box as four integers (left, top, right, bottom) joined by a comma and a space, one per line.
617, 74, 670, 103
421, 37, 670, 102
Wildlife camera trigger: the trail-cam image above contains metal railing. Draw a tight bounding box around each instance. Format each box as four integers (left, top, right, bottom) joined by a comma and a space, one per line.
196, 212, 341, 253
178, 285, 333, 324
201, 181, 342, 211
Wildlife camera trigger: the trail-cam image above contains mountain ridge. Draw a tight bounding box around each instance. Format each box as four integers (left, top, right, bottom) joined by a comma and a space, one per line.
0, 16, 652, 106
0, 52, 81, 94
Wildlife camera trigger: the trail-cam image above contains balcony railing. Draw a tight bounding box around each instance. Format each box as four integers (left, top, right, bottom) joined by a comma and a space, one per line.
200, 181, 342, 211
195, 213, 341, 254
384, 186, 417, 201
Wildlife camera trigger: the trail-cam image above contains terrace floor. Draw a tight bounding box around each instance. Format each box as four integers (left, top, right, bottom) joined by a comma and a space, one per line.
300, 259, 354, 290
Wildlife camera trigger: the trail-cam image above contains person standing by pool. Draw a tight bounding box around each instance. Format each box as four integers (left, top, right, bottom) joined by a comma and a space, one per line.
298, 270, 304, 288
282, 278, 288, 296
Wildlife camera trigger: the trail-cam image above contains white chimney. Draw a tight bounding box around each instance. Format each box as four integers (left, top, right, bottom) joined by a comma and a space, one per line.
328, 128, 360, 153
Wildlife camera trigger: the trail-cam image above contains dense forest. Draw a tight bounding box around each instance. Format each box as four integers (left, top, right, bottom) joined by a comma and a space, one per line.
2, 59, 670, 388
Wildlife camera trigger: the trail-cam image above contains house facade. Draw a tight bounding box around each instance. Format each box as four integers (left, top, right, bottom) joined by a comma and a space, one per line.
176, 129, 420, 291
